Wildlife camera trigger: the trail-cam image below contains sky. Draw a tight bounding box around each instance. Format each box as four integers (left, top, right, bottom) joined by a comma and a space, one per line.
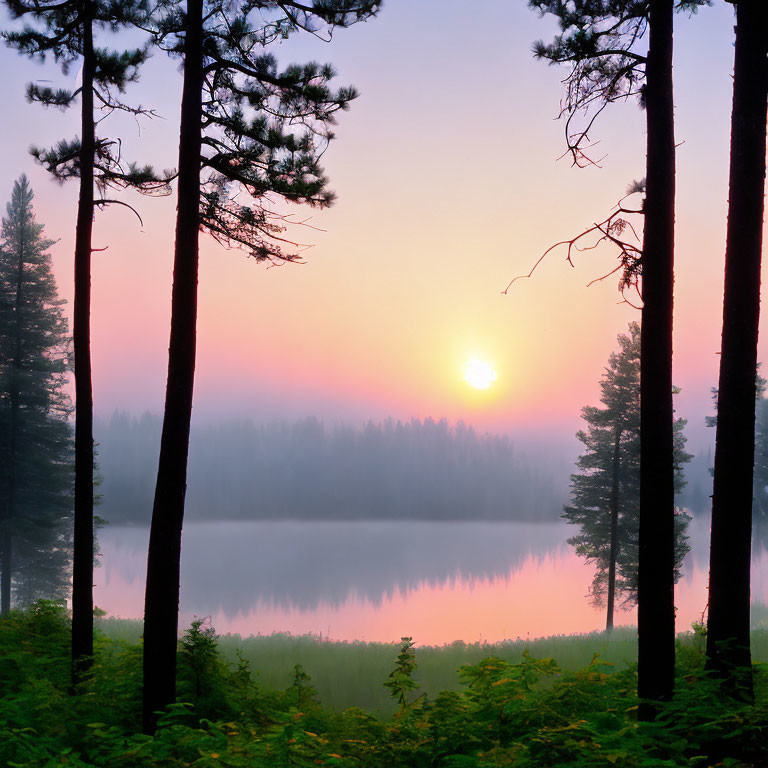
0, 0, 758, 460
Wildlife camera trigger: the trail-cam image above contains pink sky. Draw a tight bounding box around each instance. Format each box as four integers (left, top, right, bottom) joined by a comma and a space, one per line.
0, 1, 761, 451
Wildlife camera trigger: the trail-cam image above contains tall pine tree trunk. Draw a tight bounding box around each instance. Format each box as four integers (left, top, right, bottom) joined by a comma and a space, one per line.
0, 216, 25, 616
71, 9, 96, 684
606, 426, 622, 632
637, 0, 676, 708
706, 0, 768, 700
142, 0, 203, 734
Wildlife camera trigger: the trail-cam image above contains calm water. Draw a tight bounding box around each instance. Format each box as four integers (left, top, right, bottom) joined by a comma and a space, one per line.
96, 516, 768, 644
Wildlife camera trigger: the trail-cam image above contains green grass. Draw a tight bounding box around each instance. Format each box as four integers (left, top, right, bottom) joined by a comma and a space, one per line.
98, 617, 768, 714
3, 605, 768, 767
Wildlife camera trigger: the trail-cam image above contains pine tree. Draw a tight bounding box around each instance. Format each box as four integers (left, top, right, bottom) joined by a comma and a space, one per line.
4, 0, 170, 681
706, 0, 768, 700
142, 0, 379, 731
529, 0, 707, 708
0, 176, 73, 615
564, 322, 691, 631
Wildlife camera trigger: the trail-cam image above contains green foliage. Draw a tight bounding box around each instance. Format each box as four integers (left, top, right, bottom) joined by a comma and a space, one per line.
145, 0, 379, 263
3, 609, 768, 766
564, 323, 692, 616
176, 618, 233, 722
383, 637, 421, 710
4, 0, 173, 195
0, 176, 73, 610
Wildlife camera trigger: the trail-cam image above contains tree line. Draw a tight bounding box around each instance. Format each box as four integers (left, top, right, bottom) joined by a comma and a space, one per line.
96, 413, 563, 524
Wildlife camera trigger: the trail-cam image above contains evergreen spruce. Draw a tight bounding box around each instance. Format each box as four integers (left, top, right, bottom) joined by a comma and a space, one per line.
0, 175, 73, 615
564, 322, 691, 631
142, 0, 379, 732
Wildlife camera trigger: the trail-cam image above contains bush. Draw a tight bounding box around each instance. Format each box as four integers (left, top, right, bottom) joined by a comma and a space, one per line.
1, 606, 768, 767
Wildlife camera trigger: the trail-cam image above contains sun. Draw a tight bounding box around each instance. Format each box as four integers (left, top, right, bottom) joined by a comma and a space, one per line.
463, 358, 497, 390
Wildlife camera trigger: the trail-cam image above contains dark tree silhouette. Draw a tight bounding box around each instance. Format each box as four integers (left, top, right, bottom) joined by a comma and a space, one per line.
0, 176, 73, 615
635, 0, 676, 711
564, 322, 691, 632
526, 0, 706, 707
4, 0, 170, 683
706, 0, 768, 700
142, 0, 379, 732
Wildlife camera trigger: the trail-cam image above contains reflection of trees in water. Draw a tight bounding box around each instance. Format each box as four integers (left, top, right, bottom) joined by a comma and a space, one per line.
99, 518, 768, 618
100, 521, 571, 615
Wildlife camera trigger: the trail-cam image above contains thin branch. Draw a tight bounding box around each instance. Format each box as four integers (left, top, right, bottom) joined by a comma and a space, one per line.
94, 198, 144, 226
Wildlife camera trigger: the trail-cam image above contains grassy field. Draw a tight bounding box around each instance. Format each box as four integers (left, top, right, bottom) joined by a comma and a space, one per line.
99, 617, 768, 714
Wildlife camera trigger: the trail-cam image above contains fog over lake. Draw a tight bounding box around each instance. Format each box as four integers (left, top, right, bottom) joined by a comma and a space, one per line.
96, 515, 768, 644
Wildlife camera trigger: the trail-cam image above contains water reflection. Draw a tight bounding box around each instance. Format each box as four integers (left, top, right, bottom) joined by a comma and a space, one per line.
95, 516, 768, 643
99, 521, 570, 610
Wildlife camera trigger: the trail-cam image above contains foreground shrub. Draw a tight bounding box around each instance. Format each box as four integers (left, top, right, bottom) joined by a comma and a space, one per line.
1, 609, 768, 767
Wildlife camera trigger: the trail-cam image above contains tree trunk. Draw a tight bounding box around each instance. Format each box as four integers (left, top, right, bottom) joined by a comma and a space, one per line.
637, 0, 676, 710
606, 426, 622, 632
71, 9, 96, 685
706, 0, 768, 700
142, 0, 203, 734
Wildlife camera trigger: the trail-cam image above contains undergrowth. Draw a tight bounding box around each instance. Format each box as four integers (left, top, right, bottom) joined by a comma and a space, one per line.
2, 602, 768, 767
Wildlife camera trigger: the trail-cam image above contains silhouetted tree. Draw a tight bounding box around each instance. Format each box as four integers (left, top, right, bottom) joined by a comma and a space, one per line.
564, 322, 691, 631
0, 176, 73, 615
4, 0, 170, 681
142, 0, 379, 732
707, 0, 768, 700
528, 0, 706, 707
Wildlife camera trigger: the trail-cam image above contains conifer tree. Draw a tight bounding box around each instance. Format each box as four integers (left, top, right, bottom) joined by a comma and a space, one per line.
3, 0, 170, 680
564, 322, 691, 631
707, 0, 768, 698
0, 176, 73, 615
528, 0, 707, 707
142, 0, 379, 731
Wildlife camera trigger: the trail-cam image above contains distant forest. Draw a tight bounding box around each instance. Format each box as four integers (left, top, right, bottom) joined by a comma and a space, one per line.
94, 414, 563, 525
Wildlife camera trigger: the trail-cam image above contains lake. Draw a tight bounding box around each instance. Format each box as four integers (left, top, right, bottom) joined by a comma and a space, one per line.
95, 515, 768, 644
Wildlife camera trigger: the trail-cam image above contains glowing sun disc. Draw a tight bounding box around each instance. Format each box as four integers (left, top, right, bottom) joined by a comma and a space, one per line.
464, 358, 497, 390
